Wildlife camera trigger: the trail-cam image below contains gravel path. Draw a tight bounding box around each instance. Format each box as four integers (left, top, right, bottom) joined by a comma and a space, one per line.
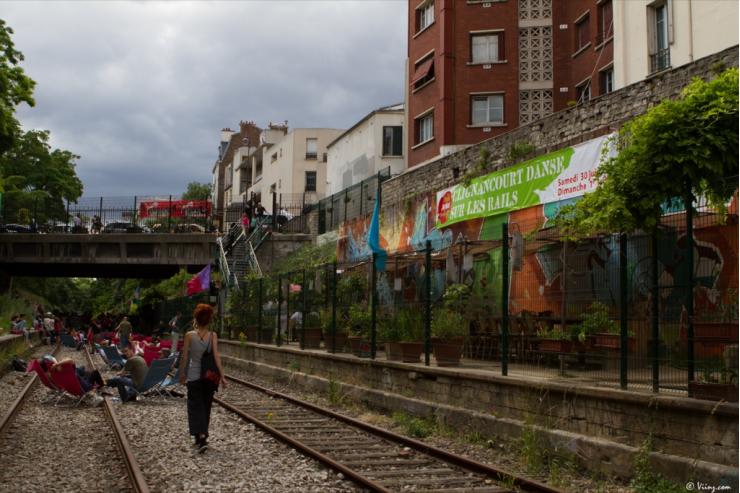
0, 348, 131, 493
225, 364, 632, 493
111, 384, 363, 492
0, 343, 59, 423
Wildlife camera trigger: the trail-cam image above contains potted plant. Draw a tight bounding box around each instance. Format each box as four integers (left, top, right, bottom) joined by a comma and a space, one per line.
321, 308, 348, 352
397, 309, 424, 363
689, 360, 738, 402
536, 326, 574, 353
581, 302, 636, 352
347, 304, 372, 357
301, 311, 323, 349
430, 308, 467, 366
379, 310, 404, 361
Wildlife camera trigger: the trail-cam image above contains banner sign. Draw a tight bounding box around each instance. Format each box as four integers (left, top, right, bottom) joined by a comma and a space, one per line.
435, 134, 613, 228
139, 199, 212, 219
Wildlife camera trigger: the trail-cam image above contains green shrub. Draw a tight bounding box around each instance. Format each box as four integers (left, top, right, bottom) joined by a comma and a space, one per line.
396, 309, 423, 342
431, 308, 467, 341
378, 311, 403, 343
392, 411, 436, 439
348, 304, 371, 337
630, 438, 685, 493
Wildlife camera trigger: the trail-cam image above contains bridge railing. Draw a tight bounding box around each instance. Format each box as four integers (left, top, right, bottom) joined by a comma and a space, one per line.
1, 195, 216, 234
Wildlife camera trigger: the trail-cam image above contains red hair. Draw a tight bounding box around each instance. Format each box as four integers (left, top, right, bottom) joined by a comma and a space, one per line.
193, 304, 214, 327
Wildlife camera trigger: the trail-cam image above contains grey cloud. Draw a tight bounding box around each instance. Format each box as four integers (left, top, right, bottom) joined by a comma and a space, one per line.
4, 1, 406, 197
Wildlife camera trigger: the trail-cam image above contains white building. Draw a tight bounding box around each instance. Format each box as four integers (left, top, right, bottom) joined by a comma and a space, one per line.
245, 127, 344, 213
325, 103, 405, 197
614, 0, 739, 89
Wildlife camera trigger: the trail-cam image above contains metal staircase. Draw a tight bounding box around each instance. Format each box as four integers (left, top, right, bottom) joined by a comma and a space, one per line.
217, 219, 271, 288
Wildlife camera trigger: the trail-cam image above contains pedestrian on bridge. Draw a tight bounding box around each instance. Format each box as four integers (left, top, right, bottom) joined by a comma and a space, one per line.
178, 304, 226, 453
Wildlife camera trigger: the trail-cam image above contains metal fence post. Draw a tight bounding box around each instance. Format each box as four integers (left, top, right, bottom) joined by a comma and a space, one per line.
65, 199, 70, 228
133, 196, 137, 225
272, 192, 277, 231
501, 222, 509, 377
651, 230, 660, 393
258, 278, 263, 344
276, 276, 282, 347
98, 197, 103, 229
331, 261, 337, 354
685, 184, 695, 388
168, 195, 173, 232
301, 270, 307, 350
371, 253, 377, 360
424, 240, 432, 366
619, 232, 628, 389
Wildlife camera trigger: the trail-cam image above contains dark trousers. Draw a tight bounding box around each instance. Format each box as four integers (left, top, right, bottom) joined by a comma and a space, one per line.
187, 380, 215, 438
107, 376, 135, 402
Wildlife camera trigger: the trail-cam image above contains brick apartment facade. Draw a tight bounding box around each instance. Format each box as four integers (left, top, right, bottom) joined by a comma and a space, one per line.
406, 0, 613, 168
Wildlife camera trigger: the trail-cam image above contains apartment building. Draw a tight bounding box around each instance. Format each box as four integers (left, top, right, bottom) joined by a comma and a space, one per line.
326, 103, 405, 197
211, 121, 261, 229
406, 0, 614, 168
614, 0, 738, 88
246, 127, 344, 214
240, 122, 289, 207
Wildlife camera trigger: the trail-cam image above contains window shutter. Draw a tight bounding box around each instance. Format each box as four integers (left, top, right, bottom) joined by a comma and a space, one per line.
498, 32, 505, 61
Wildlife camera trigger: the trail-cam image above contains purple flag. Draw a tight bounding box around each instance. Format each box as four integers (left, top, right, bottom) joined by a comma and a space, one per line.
187, 263, 211, 296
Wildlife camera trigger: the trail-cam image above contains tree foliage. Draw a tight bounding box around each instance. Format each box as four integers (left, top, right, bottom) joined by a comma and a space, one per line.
0, 19, 35, 157
555, 68, 739, 237
182, 182, 211, 201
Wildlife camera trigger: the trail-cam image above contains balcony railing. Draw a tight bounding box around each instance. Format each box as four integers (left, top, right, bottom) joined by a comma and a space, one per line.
650, 48, 670, 74
305, 152, 317, 160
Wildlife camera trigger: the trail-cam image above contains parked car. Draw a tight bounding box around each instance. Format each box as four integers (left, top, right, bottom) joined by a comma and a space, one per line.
102, 222, 147, 234
1, 223, 33, 233
173, 223, 206, 233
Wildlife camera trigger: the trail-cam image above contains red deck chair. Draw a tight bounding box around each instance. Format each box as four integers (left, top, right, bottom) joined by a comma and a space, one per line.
143, 346, 160, 367
48, 361, 88, 407
86, 328, 94, 346
27, 359, 64, 404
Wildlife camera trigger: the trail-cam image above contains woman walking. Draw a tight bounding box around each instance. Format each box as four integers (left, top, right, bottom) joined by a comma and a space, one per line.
178, 304, 226, 452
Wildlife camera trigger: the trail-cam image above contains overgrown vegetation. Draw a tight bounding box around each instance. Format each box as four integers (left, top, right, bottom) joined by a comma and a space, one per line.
391, 411, 437, 439
270, 241, 336, 276
555, 68, 739, 238
629, 437, 684, 493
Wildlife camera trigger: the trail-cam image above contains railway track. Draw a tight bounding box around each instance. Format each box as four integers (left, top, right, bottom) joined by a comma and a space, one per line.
83, 347, 151, 493
218, 374, 565, 493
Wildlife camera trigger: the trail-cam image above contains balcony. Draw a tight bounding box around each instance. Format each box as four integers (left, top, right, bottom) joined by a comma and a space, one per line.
649, 48, 670, 74
305, 152, 318, 160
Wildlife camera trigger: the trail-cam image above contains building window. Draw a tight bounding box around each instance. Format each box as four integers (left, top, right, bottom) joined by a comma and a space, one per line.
415, 112, 434, 145
411, 53, 434, 91
471, 32, 505, 63
415, 1, 434, 33
574, 14, 590, 52
597, 0, 613, 45
305, 138, 317, 159
305, 171, 317, 192
471, 94, 504, 125
649, 3, 670, 73
576, 81, 591, 103
383, 126, 403, 156
599, 68, 613, 94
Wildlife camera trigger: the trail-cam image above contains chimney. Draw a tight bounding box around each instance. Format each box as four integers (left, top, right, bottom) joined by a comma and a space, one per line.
220, 128, 234, 143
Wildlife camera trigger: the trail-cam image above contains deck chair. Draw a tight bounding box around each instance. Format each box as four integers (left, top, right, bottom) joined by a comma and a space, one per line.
129, 357, 176, 399
157, 365, 182, 397
60, 334, 77, 348
48, 361, 89, 407
27, 359, 65, 404
142, 347, 161, 367
102, 345, 126, 370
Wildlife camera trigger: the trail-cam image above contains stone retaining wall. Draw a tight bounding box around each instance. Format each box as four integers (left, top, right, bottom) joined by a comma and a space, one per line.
221, 341, 738, 479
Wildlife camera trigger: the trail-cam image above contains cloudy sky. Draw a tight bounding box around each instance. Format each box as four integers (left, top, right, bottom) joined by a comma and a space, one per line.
3, 1, 407, 197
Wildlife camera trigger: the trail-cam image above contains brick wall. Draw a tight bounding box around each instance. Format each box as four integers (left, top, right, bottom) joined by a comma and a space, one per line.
387, 46, 738, 206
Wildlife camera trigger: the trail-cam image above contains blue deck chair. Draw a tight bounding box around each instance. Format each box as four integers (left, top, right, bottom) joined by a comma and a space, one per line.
129, 357, 176, 399
60, 334, 77, 348
102, 345, 126, 370
157, 365, 182, 397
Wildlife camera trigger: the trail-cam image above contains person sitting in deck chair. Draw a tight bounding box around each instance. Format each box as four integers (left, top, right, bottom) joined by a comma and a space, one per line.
105, 344, 148, 402
41, 356, 104, 393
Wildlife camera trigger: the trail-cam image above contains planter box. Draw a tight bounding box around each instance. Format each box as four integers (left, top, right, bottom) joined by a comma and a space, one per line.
694, 322, 737, 339
689, 381, 738, 402
593, 333, 636, 352
385, 342, 404, 361
348, 336, 372, 358
399, 341, 423, 363
324, 332, 349, 352
301, 327, 323, 349
244, 327, 274, 344
539, 339, 574, 353
432, 337, 464, 367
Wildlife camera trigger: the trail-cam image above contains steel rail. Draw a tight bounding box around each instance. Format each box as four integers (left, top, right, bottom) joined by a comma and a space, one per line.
85, 347, 150, 493
214, 396, 391, 493
225, 374, 563, 493
0, 343, 61, 439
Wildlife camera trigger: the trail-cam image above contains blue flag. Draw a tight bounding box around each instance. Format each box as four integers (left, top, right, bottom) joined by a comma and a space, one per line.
367, 198, 387, 271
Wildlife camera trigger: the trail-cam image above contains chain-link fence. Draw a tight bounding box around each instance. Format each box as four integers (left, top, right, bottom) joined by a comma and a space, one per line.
317, 168, 391, 234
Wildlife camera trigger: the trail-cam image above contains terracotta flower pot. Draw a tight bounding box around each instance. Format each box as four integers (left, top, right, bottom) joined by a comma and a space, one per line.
399, 341, 423, 363
385, 342, 404, 361
539, 339, 574, 353
348, 336, 371, 357
689, 381, 738, 402
432, 337, 464, 367
301, 327, 323, 349
593, 333, 636, 352
325, 332, 349, 352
